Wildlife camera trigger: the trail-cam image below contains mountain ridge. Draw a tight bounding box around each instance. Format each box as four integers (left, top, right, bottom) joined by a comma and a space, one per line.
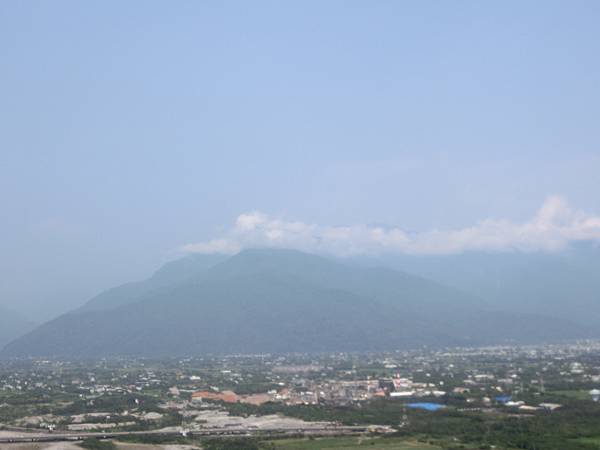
0, 306, 36, 349
365, 242, 600, 326
1, 249, 592, 358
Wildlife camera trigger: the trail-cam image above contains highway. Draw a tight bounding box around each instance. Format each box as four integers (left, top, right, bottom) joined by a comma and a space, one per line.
0, 425, 373, 444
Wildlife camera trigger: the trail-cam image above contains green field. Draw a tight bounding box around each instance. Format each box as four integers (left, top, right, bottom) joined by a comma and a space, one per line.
575, 437, 600, 448
550, 390, 593, 400
271, 436, 440, 450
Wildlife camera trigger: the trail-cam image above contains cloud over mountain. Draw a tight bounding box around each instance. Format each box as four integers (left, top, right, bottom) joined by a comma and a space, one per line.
181, 196, 600, 256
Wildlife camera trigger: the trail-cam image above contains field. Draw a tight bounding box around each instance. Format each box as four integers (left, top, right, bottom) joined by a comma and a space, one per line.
576, 437, 600, 448
270, 437, 440, 450
550, 390, 593, 401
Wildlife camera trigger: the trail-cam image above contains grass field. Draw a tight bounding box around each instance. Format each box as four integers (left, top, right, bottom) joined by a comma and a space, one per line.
270, 436, 440, 450
575, 437, 600, 448
550, 390, 592, 400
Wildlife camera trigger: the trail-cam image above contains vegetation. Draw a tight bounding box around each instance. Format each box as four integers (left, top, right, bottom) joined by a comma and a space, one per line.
270, 437, 440, 449
218, 398, 600, 450
116, 435, 189, 445
203, 438, 265, 450
78, 439, 117, 450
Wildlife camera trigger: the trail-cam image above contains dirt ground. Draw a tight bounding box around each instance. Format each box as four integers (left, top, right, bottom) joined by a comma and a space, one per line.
0, 442, 201, 450
0, 443, 82, 450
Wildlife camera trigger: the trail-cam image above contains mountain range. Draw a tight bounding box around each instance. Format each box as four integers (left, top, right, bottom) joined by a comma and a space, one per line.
368, 242, 600, 327
1, 249, 592, 358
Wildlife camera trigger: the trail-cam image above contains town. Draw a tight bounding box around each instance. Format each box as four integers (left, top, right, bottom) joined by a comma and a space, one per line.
2, 342, 600, 449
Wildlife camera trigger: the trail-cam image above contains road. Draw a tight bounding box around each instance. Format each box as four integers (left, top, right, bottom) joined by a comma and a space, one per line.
0, 425, 374, 444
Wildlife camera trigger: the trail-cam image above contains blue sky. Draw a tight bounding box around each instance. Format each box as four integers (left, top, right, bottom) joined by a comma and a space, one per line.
1, 1, 600, 319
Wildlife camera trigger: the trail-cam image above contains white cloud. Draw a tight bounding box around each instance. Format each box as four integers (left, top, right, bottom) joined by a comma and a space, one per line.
181, 196, 600, 256
180, 239, 241, 255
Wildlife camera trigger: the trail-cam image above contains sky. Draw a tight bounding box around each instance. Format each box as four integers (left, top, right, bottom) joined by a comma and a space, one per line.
1, 1, 600, 321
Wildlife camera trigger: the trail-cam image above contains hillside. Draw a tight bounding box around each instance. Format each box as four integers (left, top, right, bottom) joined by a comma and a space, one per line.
80, 253, 228, 313
1, 249, 591, 357
373, 242, 600, 327
0, 306, 35, 349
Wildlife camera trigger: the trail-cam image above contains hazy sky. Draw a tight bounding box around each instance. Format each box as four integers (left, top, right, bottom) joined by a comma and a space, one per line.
2, 1, 600, 320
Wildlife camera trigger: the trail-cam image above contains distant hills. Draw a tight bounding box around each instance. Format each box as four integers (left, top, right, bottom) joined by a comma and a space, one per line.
0, 306, 35, 349
369, 242, 600, 328
79, 253, 229, 313
1, 249, 591, 358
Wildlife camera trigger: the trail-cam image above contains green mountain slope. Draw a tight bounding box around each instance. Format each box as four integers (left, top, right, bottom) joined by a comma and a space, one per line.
374, 242, 600, 327
80, 253, 228, 312
1, 249, 590, 358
